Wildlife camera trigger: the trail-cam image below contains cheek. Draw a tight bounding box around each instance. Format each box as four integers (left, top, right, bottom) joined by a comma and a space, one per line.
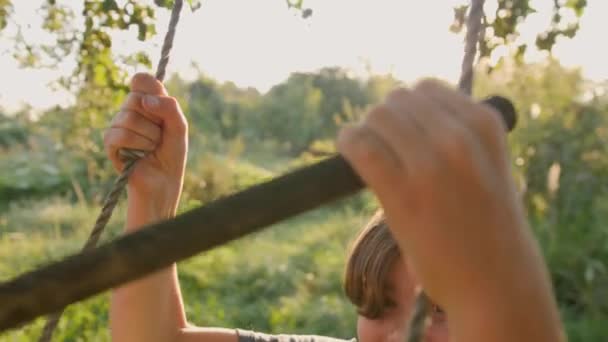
357, 316, 385, 342
426, 319, 449, 342
357, 316, 407, 342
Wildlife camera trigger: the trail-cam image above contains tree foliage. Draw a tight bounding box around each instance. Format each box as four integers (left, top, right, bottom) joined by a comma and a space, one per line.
0, 1, 590, 94
475, 59, 608, 322
0, 2, 604, 339
0, 60, 607, 339
449, 0, 587, 62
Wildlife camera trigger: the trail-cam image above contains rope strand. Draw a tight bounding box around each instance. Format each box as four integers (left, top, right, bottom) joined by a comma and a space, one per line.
37, 2, 184, 341
458, 0, 485, 96
406, 292, 431, 342
405, 0, 485, 340
155, 0, 183, 82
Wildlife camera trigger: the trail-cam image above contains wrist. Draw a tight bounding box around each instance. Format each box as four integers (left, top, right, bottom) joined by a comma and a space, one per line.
450, 281, 564, 342
447, 240, 563, 341
126, 186, 182, 232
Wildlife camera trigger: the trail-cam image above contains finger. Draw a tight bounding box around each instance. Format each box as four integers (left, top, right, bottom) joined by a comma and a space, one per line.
116, 73, 166, 159
120, 92, 163, 125
104, 127, 157, 170
140, 94, 188, 135
413, 79, 510, 169
414, 79, 505, 147
379, 89, 442, 178
387, 83, 448, 133
382, 85, 491, 196
364, 100, 426, 169
110, 110, 162, 144
130, 72, 167, 96
336, 123, 407, 214
121, 92, 187, 135
389, 83, 471, 164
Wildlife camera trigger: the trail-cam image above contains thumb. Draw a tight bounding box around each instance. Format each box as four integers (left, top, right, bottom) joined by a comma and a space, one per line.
141, 94, 187, 135
129, 72, 185, 134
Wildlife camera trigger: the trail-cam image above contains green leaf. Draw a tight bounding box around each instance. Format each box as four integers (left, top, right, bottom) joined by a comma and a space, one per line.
0, 0, 12, 31
187, 0, 202, 12
154, 0, 173, 9
286, 0, 304, 9
566, 0, 587, 16
102, 0, 118, 12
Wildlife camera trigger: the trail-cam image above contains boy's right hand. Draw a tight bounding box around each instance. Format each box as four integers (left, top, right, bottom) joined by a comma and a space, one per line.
337, 79, 562, 340
104, 73, 188, 219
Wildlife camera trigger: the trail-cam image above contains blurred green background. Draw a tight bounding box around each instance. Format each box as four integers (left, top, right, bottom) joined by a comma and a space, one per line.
0, 1, 606, 341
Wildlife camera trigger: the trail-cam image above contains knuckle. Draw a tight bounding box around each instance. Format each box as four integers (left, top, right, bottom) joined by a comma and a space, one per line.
166, 97, 183, 116
113, 111, 139, 130
472, 107, 503, 136
352, 130, 383, 165
123, 92, 141, 109
353, 143, 381, 170
437, 128, 471, 163
414, 78, 444, 93
122, 111, 140, 128
386, 87, 409, 105
354, 139, 379, 164
111, 128, 131, 146
365, 104, 392, 125
131, 72, 153, 87
166, 96, 179, 109
175, 115, 188, 133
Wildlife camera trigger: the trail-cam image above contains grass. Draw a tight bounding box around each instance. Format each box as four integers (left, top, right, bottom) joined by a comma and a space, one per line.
0, 196, 370, 341
0, 192, 605, 341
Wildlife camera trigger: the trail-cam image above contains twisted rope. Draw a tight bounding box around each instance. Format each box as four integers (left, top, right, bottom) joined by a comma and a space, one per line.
37, 1, 184, 341
457, 0, 485, 96
405, 0, 486, 340
155, 0, 183, 82
406, 292, 431, 342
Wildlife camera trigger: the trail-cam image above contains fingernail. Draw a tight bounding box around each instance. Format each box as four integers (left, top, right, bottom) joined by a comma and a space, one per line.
143, 94, 160, 109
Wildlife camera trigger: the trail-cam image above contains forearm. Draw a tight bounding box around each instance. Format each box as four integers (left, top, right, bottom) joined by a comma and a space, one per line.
448, 229, 564, 342
110, 194, 188, 342
452, 287, 564, 342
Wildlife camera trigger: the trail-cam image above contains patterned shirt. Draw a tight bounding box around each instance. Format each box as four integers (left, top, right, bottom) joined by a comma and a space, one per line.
236, 329, 357, 342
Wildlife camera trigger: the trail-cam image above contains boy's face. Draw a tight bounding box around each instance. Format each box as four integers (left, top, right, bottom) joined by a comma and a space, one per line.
356, 258, 449, 342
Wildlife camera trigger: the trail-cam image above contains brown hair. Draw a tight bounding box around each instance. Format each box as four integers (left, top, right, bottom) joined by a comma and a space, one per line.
343, 209, 401, 319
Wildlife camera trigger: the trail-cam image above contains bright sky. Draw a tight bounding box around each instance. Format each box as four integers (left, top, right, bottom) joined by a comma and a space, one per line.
0, 0, 606, 112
